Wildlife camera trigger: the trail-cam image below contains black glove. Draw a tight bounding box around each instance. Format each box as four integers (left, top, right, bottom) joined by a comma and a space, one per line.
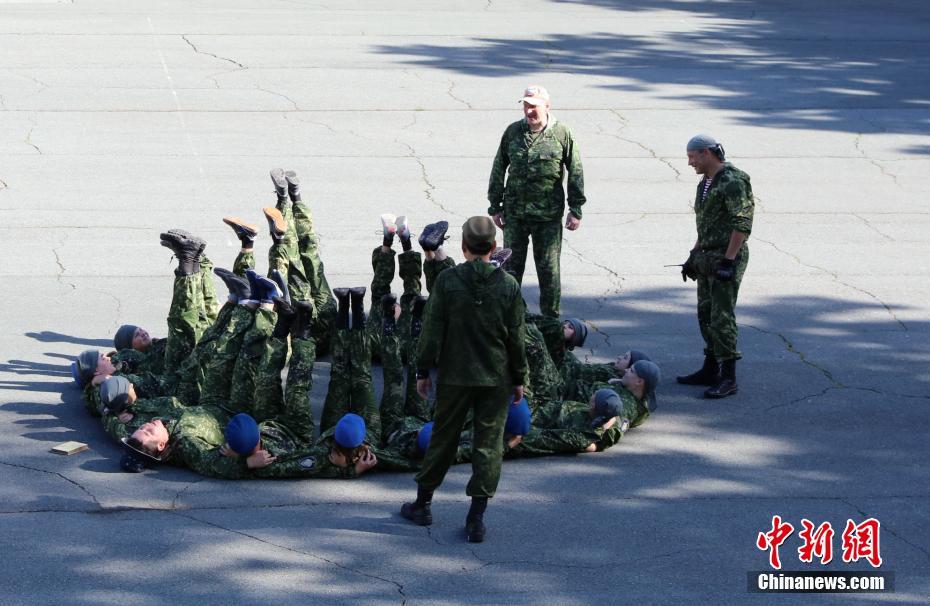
715, 257, 736, 282
681, 250, 698, 282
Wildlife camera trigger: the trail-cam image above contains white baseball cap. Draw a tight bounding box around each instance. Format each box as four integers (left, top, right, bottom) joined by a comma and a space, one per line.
520, 85, 550, 106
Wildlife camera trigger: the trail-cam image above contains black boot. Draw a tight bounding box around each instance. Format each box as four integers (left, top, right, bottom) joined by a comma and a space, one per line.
410, 295, 428, 339
293, 301, 315, 340
333, 288, 350, 329
270, 168, 288, 205
705, 359, 738, 398
676, 354, 720, 386
400, 485, 433, 526
350, 287, 367, 330
271, 296, 295, 338
381, 293, 397, 337
465, 497, 488, 543
214, 268, 250, 301
160, 229, 205, 276
284, 170, 301, 202
418, 221, 449, 252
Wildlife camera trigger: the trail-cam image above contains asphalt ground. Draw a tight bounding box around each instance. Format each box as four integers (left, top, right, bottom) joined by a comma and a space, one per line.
1, 1, 929, 604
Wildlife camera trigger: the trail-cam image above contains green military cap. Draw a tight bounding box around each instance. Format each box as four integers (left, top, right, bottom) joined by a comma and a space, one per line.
462, 216, 497, 254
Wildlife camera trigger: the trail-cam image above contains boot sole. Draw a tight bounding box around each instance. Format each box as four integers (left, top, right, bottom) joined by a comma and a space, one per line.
270, 168, 287, 191
263, 207, 287, 237
400, 507, 433, 526
222, 216, 258, 238
676, 376, 720, 386
704, 386, 738, 399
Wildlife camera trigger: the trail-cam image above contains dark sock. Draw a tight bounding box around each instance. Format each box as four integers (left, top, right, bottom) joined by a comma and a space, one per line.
400, 234, 412, 252
383, 233, 395, 248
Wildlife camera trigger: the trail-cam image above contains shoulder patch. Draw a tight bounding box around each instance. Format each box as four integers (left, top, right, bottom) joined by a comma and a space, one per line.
299, 456, 316, 470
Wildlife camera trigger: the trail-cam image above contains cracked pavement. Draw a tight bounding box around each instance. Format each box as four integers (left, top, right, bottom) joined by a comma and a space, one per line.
2, 0, 929, 604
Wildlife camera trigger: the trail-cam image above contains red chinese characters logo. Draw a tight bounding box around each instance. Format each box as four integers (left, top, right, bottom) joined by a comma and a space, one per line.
842, 518, 883, 568
798, 519, 834, 565
758, 516, 882, 569
757, 515, 795, 570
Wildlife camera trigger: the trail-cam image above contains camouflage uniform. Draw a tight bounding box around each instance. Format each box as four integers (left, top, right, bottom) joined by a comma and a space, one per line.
415, 259, 528, 498
319, 327, 381, 440
374, 415, 473, 472
198, 254, 220, 326
523, 321, 564, 411
691, 163, 754, 361
292, 200, 337, 349
524, 313, 622, 402
162, 406, 351, 479
265, 200, 337, 351
488, 118, 585, 317
379, 325, 432, 445
510, 384, 648, 457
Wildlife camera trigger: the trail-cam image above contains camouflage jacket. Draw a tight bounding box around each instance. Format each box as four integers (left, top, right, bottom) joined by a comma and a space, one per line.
488, 118, 586, 222
417, 260, 528, 388
695, 162, 754, 251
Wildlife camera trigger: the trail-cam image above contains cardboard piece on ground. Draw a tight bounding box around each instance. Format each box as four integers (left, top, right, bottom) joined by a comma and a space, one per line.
51, 441, 89, 456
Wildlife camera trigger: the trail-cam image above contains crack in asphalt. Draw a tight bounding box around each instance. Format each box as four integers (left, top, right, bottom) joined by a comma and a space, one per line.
393, 114, 459, 217
446, 79, 472, 109
854, 111, 901, 188
742, 323, 842, 388
840, 497, 930, 563
561, 240, 625, 347
607, 109, 683, 181
0, 460, 102, 511
256, 86, 300, 111
764, 384, 929, 413
181, 34, 247, 69
170, 476, 210, 509
753, 237, 907, 331
52, 233, 77, 291
170, 510, 408, 604
25, 113, 43, 154
462, 546, 704, 573
292, 113, 338, 133
852, 213, 895, 241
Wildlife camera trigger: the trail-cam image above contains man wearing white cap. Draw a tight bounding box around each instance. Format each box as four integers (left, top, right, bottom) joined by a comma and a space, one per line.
487, 85, 586, 318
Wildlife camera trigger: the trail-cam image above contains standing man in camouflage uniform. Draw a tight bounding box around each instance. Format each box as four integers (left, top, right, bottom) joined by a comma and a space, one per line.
677, 134, 755, 398
400, 216, 528, 543
487, 85, 586, 318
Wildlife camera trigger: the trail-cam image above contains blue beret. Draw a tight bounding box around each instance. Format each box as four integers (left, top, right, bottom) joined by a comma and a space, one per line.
334, 413, 366, 448
505, 396, 531, 436
417, 421, 434, 453
225, 413, 260, 455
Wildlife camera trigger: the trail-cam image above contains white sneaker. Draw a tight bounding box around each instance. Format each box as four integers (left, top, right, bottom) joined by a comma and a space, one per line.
380, 213, 397, 236
395, 215, 411, 240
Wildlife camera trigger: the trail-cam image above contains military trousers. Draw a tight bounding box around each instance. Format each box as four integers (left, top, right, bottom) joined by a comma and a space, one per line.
695, 248, 749, 361
416, 383, 511, 498
503, 218, 562, 317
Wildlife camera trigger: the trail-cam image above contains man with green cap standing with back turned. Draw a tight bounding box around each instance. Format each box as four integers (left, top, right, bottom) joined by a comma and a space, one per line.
678, 134, 754, 399
400, 216, 528, 543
